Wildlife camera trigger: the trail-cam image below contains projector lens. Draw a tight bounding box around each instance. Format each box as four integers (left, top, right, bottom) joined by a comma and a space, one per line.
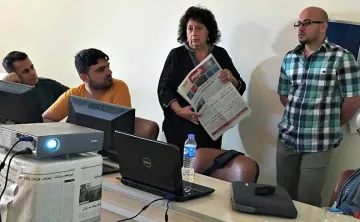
46, 138, 59, 151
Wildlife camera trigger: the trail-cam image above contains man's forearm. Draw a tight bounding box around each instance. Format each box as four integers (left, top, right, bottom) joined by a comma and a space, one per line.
42, 112, 60, 123
2, 73, 21, 83
341, 108, 358, 126
279, 95, 288, 107
340, 97, 360, 126
42, 118, 55, 123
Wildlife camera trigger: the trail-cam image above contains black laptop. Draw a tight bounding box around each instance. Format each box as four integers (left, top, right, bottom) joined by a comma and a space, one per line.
114, 131, 215, 202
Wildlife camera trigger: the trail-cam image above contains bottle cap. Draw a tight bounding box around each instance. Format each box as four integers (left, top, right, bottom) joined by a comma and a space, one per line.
354, 211, 360, 219
188, 134, 195, 139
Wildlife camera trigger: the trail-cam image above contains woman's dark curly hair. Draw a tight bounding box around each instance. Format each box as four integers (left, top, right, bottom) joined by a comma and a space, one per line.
177, 6, 221, 45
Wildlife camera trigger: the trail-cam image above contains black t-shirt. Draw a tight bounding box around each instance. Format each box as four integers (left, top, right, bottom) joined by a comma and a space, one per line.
0, 78, 68, 124
34, 78, 69, 114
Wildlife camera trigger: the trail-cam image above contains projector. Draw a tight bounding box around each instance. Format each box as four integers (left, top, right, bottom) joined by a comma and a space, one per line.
0, 122, 104, 158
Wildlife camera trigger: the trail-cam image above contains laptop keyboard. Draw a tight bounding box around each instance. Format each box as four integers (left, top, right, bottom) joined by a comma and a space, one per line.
183, 181, 204, 195
102, 163, 120, 175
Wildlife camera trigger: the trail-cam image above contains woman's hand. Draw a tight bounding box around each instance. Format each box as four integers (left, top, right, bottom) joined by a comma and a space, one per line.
218, 69, 239, 87
175, 106, 201, 125
170, 101, 201, 125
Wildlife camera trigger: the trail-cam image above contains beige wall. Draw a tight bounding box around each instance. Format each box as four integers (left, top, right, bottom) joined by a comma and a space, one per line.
0, 0, 359, 207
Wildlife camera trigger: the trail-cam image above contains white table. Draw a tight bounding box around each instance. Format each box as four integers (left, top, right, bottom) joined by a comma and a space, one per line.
101, 173, 358, 222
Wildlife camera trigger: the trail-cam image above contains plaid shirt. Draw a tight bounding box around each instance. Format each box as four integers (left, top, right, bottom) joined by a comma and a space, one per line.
277, 39, 360, 152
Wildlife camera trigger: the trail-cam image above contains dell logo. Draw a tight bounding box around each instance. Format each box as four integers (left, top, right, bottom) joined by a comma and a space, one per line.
143, 158, 151, 168
91, 140, 98, 143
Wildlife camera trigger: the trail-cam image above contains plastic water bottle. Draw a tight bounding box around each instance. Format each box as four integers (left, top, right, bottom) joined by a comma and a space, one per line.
182, 134, 197, 177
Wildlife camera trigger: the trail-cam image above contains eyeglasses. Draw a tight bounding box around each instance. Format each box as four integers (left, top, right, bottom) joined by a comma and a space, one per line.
294, 20, 324, 28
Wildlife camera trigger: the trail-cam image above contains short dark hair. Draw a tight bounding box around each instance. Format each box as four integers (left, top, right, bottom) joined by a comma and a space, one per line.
74, 48, 109, 75
2, 51, 28, 73
177, 6, 221, 45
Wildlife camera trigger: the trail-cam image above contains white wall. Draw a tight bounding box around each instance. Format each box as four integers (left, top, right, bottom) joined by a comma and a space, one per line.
0, 0, 359, 206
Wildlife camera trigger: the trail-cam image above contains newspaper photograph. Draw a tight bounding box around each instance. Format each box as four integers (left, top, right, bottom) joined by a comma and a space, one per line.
78, 165, 102, 222
177, 54, 251, 140
0, 151, 102, 222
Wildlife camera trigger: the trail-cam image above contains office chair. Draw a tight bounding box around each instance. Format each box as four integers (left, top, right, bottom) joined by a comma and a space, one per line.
134, 117, 160, 140
193, 148, 259, 183
329, 169, 355, 207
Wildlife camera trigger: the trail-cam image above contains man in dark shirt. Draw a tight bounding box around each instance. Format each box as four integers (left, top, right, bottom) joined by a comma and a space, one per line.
1, 51, 69, 121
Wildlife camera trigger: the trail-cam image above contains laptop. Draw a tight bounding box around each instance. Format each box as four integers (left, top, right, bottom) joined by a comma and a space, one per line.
114, 131, 215, 202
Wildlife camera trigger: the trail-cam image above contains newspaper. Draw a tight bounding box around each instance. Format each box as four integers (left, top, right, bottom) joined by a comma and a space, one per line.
177, 54, 252, 140
0, 151, 102, 222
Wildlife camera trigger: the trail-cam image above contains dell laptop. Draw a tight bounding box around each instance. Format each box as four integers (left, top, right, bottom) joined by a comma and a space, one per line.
114, 131, 215, 202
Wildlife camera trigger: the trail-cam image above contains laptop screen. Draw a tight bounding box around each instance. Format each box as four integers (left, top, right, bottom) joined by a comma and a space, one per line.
114, 131, 184, 195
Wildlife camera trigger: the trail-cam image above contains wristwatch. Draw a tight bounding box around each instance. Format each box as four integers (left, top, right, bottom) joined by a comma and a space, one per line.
236, 79, 242, 90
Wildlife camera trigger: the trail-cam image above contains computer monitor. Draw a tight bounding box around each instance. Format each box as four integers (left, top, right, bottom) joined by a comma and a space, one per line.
0, 80, 43, 124
66, 95, 135, 161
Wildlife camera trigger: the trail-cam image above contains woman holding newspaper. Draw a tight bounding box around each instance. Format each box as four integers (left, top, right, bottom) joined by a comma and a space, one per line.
157, 6, 246, 154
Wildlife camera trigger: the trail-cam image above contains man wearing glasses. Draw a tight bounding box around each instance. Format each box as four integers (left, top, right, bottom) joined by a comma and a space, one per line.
277, 7, 360, 206
1, 51, 69, 120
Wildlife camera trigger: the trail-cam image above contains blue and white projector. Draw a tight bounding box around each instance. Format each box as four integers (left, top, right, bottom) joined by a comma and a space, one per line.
0, 122, 103, 158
